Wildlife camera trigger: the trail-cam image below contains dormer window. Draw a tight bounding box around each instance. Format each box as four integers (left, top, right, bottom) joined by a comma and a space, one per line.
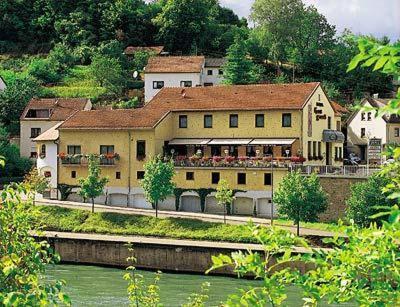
26, 109, 50, 119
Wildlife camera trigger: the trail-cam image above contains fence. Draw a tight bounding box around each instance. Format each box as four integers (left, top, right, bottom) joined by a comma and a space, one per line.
290, 165, 380, 177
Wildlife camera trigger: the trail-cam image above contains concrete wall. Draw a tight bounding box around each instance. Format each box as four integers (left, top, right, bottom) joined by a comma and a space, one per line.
36, 141, 58, 188
144, 72, 202, 102
0, 77, 6, 91
202, 67, 223, 85
387, 123, 400, 144
318, 176, 366, 222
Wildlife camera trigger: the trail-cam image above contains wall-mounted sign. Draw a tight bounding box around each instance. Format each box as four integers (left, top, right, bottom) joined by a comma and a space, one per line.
308, 104, 312, 137
316, 114, 327, 121
368, 138, 382, 161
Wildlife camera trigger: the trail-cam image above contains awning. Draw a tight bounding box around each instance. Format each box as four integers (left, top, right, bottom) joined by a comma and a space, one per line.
208, 139, 252, 145
249, 139, 296, 146
168, 138, 211, 145
322, 130, 345, 143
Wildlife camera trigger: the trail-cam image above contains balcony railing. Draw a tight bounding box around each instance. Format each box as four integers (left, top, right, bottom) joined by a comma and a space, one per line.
60, 156, 117, 166
172, 155, 305, 169
290, 164, 380, 177
61, 157, 83, 165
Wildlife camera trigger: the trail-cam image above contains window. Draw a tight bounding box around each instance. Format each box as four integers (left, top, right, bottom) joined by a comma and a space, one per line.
211, 172, 220, 184
136, 141, 146, 159
328, 116, 332, 129
207, 69, 213, 75
31, 128, 41, 138
395, 128, 400, 137
246, 146, 256, 157
318, 142, 322, 157
361, 128, 366, 138
137, 171, 145, 180
180, 81, 192, 87
313, 141, 317, 158
229, 114, 238, 128
218, 69, 223, 75
71, 171, 76, 178
153, 81, 164, 89
361, 112, 366, 121
237, 173, 246, 185
367, 112, 372, 121
336, 121, 341, 131
307, 141, 312, 159
100, 145, 114, 165
40, 144, 46, 157
281, 145, 291, 157
186, 172, 194, 180
204, 82, 213, 86
263, 145, 273, 155
30, 152, 37, 158
264, 173, 272, 185
211, 146, 221, 156
229, 145, 238, 157
116, 172, 121, 179
255, 114, 264, 128
26, 109, 50, 119
67, 145, 81, 164
179, 115, 188, 128
44, 171, 51, 178
282, 113, 292, 127
204, 115, 212, 128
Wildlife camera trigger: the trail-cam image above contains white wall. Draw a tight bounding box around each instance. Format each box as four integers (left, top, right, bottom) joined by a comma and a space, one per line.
20, 120, 62, 158
36, 141, 58, 188
347, 101, 387, 147
144, 72, 202, 102
202, 67, 224, 85
0, 77, 6, 91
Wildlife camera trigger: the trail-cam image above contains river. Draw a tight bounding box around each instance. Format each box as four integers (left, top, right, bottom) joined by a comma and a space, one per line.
46, 264, 306, 306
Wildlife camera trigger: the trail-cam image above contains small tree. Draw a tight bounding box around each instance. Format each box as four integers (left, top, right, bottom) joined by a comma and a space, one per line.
215, 179, 235, 224
23, 167, 50, 205
78, 154, 109, 213
346, 174, 393, 227
140, 156, 175, 218
222, 37, 264, 85
274, 171, 327, 236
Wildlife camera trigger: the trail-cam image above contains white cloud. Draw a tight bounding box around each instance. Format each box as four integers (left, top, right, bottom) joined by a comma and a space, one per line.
220, 0, 400, 41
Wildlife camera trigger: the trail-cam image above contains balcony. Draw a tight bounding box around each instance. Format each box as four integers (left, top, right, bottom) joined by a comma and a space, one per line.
59, 154, 119, 166
172, 155, 305, 169
61, 156, 83, 165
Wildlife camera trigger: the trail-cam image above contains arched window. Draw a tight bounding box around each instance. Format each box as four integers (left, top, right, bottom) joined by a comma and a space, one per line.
40, 144, 46, 158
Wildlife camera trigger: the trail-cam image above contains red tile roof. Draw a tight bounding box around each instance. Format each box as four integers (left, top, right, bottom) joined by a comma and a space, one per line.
331, 101, 349, 116
21, 98, 90, 121
124, 46, 164, 55
60, 82, 320, 130
145, 56, 205, 73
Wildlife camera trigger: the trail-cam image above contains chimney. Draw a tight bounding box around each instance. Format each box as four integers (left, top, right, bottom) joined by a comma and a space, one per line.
373, 93, 379, 99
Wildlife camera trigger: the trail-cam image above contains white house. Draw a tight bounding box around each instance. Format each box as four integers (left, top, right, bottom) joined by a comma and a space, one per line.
346, 97, 400, 161
144, 56, 225, 102
33, 123, 62, 197
0, 76, 6, 91
20, 98, 92, 158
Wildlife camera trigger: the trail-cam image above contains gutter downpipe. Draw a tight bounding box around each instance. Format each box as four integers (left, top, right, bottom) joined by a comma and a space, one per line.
128, 131, 132, 207
53, 139, 59, 200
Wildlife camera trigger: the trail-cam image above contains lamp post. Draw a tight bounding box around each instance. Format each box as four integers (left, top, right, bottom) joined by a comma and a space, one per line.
270, 152, 274, 225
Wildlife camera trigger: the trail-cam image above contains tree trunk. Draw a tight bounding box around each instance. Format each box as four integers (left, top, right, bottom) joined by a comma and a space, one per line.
297, 221, 300, 236
155, 201, 158, 218
92, 198, 95, 213
224, 203, 226, 224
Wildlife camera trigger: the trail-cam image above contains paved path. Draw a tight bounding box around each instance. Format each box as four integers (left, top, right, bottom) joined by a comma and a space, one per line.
34, 231, 331, 254
35, 197, 337, 237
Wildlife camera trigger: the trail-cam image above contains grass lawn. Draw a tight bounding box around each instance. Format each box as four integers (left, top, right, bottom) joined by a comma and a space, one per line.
274, 219, 343, 232
36, 206, 341, 244
37, 206, 289, 244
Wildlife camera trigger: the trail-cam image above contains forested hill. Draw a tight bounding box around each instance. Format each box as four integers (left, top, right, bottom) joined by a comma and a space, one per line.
0, 0, 246, 56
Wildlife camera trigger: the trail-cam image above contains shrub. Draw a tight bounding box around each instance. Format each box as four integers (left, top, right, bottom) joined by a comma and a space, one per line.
346, 174, 393, 227
27, 58, 61, 83
48, 43, 77, 74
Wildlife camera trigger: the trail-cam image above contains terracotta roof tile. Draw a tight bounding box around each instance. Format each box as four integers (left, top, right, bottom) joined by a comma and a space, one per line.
21, 98, 90, 121
145, 56, 205, 73
331, 101, 349, 116
60, 83, 320, 130
124, 46, 164, 55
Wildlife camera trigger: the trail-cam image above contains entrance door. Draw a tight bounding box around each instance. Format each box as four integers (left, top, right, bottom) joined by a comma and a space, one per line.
326, 143, 331, 165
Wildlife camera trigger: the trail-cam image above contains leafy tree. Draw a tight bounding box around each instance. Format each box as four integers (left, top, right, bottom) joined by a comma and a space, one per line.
78, 154, 109, 213
222, 37, 263, 85
47, 43, 78, 74
23, 167, 50, 205
274, 171, 327, 236
140, 155, 175, 218
131, 50, 156, 74
0, 184, 70, 306
112, 97, 140, 109
215, 179, 234, 223
0, 75, 41, 133
90, 54, 127, 96
346, 174, 393, 227
27, 58, 61, 84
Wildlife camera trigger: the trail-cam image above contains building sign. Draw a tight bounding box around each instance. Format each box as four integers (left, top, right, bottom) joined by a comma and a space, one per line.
368, 138, 382, 161
308, 104, 312, 137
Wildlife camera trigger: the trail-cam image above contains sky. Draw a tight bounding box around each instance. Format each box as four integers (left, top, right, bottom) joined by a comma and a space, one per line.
220, 0, 400, 41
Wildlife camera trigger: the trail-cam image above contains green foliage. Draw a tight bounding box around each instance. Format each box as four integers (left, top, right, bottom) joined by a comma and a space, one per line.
57, 184, 78, 201
90, 54, 127, 96
0, 74, 41, 132
208, 223, 307, 306
48, 43, 78, 74
274, 171, 328, 235
223, 37, 263, 85
141, 156, 175, 216
112, 97, 140, 109
0, 185, 70, 306
0, 128, 32, 177
131, 50, 155, 73
181, 282, 210, 307
215, 179, 234, 223
78, 154, 109, 212
23, 167, 49, 205
346, 174, 393, 227
27, 58, 61, 83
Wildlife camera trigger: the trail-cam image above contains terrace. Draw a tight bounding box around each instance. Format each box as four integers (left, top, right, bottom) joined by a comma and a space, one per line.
59, 153, 119, 166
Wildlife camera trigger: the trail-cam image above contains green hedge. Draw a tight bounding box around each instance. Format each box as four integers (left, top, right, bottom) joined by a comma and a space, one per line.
0, 176, 24, 186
